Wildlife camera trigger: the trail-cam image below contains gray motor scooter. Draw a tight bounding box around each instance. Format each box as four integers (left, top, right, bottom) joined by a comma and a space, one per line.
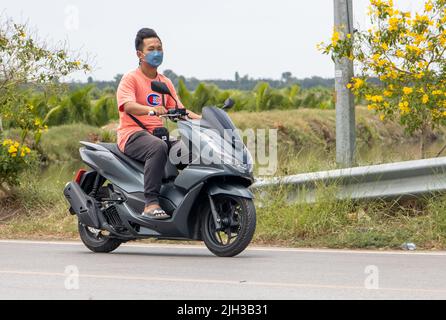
64, 81, 256, 257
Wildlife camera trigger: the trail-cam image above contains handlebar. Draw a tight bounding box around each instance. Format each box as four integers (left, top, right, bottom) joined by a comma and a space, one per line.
149, 108, 189, 120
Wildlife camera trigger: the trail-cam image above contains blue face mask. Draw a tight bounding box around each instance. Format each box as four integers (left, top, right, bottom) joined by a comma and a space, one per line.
144, 51, 164, 68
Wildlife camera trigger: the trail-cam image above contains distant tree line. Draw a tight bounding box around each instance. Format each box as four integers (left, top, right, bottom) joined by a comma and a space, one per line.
78, 71, 334, 92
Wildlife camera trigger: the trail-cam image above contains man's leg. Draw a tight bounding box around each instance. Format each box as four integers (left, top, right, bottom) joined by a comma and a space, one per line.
124, 131, 168, 210
169, 139, 196, 169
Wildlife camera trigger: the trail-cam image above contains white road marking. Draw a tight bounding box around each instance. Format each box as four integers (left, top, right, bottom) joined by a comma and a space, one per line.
0, 269, 445, 294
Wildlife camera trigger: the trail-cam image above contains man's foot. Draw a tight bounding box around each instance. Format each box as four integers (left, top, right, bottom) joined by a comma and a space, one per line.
142, 204, 170, 220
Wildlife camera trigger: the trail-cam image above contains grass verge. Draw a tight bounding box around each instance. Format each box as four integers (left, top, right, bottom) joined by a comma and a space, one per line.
1, 169, 446, 249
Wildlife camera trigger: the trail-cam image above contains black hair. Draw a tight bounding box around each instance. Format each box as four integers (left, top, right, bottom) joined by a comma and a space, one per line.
135, 28, 161, 51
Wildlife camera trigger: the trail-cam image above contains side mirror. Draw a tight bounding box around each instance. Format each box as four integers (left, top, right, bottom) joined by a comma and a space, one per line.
222, 98, 235, 110
151, 81, 171, 95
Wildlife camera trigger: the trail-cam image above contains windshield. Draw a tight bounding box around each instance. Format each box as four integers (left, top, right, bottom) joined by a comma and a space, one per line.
177, 107, 253, 173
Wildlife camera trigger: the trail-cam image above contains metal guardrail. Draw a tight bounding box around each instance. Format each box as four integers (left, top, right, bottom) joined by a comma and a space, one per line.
251, 157, 446, 203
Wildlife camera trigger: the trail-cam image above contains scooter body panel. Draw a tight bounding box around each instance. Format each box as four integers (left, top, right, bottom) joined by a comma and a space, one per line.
80, 148, 144, 193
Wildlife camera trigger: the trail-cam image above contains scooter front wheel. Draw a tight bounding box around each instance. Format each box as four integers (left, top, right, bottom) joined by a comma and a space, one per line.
78, 221, 122, 253
201, 195, 256, 257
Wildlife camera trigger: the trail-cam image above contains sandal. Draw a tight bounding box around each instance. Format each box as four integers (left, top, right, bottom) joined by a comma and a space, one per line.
141, 207, 170, 220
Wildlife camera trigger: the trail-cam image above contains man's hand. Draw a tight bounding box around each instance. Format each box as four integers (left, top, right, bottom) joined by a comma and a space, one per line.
149, 106, 167, 116
187, 110, 202, 120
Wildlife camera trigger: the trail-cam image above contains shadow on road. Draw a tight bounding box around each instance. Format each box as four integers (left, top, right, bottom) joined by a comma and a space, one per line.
77, 250, 258, 259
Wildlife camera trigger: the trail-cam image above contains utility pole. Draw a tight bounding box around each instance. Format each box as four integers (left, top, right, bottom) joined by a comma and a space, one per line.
334, 0, 355, 167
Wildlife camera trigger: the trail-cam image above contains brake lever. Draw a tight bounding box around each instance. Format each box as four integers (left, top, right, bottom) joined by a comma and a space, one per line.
160, 114, 180, 118
160, 113, 190, 119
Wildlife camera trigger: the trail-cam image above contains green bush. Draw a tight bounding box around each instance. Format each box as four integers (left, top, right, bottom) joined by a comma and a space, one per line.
0, 137, 38, 190
92, 94, 119, 126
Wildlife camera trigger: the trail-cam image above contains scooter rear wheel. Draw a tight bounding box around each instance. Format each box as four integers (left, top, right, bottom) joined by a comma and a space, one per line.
78, 221, 122, 253
201, 195, 256, 257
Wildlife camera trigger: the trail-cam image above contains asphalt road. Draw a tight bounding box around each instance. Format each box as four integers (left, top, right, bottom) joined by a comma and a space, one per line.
0, 240, 445, 300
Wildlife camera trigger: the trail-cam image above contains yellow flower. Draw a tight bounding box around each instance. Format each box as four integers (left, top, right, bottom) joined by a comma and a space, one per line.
372, 53, 381, 62
415, 72, 425, 79
414, 34, 426, 45
379, 114, 386, 121
403, 87, 413, 95
371, 95, 384, 103
8, 145, 18, 154
332, 31, 340, 46
422, 94, 429, 104
386, 4, 398, 17
406, 44, 423, 55
425, 1, 433, 12
389, 70, 398, 79
414, 13, 430, 24
377, 59, 386, 67
351, 78, 364, 90
11, 153, 17, 158
4, 139, 14, 146
384, 90, 393, 97
381, 43, 389, 51
20, 151, 26, 157
399, 101, 410, 114
388, 17, 400, 31
34, 119, 41, 126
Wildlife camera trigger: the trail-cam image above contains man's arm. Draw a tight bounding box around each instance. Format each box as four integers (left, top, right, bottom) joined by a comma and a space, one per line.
117, 73, 166, 116
124, 101, 200, 119
123, 102, 167, 116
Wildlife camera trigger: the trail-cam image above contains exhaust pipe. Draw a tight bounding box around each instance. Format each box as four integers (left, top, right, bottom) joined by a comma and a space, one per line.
64, 182, 101, 229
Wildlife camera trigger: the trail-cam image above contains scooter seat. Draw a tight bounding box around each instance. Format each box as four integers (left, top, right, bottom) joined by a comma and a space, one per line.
99, 143, 178, 181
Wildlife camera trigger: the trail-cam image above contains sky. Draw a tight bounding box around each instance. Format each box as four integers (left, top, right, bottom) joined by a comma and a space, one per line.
3, 0, 424, 81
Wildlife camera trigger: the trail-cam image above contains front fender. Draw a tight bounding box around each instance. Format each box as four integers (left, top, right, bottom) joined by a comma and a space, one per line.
206, 182, 254, 199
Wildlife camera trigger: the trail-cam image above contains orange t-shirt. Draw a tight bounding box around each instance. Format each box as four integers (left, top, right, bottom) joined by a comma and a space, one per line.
116, 68, 184, 152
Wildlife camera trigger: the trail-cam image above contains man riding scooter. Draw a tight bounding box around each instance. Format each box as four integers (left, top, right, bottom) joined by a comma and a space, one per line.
117, 28, 201, 220
64, 27, 256, 257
